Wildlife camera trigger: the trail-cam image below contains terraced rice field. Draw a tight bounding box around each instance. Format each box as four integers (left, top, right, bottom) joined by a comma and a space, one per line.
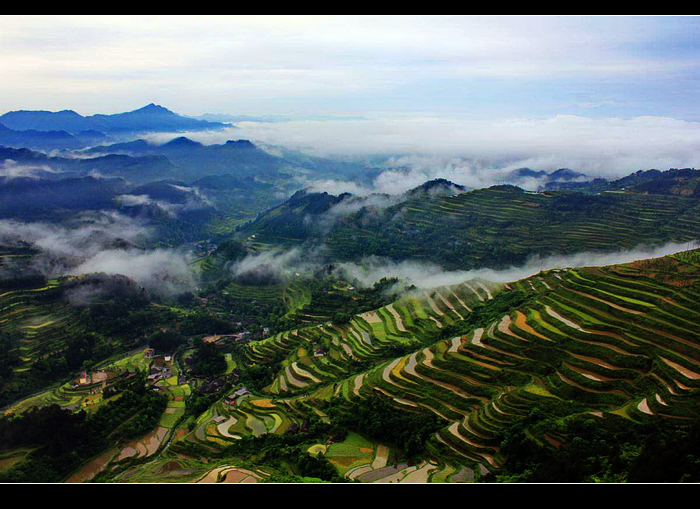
259, 187, 700, 270
5, 347, 155, 416
227, 251, 700, 478
0, 278, 93, 375
240, 280, 500, 401
36, 249, 700, 483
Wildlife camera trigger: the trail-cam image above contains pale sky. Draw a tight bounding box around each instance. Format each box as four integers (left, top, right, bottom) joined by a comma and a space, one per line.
1, 15, 699, 119
3, 15, 700, 175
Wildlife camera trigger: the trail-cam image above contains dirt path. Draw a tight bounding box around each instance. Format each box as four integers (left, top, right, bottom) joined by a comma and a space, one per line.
448, 336, 463, 354
471, 328, 485, 347
545, 306, 588, 332
285, 365, 309, 388
353, 373, 366, 397
424, 292, 445, 316
386, 304, 407, 332
476, 282, 493, 300
371, 445, 390, 469
217, 416, 241, 439
449, 288, 472, 312
292, 362, 322, 383
464, 283, 484, 302
660, 357, 700, 380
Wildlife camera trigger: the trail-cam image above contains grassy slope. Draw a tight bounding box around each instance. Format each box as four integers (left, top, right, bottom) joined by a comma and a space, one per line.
177, 250, 700, 478
244, 187, 700, 269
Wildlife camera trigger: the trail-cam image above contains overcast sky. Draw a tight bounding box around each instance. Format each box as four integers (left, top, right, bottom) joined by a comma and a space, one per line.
1, 15, 699, 119
2, 15, 700, 175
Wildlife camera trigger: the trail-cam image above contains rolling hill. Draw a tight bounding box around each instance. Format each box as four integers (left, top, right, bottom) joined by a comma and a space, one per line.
163, 248, 700, 482
239, 176, 700, 270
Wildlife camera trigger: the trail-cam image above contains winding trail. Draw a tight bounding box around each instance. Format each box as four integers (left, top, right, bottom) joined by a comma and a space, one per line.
386, 304, 407, 332
217, 416, 241, 439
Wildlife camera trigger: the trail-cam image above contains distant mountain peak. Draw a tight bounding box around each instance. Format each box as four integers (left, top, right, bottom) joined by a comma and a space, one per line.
0, 103, 226, 135
548, 168, 586, 181
132, 103, 174, 115
407, 178, 468, 197
56, 109, 82, 116
224, 139, 255, 148
164, 136, 203, 148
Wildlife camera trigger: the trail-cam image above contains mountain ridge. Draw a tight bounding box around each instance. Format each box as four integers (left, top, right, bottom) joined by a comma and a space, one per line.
0, 104, 227, 134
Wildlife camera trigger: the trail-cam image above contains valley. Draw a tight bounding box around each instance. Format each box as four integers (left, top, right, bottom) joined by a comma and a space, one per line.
0, 100, 699, 483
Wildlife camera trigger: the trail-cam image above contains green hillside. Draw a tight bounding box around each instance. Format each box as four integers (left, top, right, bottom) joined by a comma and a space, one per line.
61, 249, 698, 483
241, 184, 700, 269
4, 209, 700, 482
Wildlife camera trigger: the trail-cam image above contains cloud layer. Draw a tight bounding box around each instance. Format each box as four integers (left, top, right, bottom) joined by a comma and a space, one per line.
337, 241, 698, 289
0, 212, 196, 296
153, 114, 700, 195
224, 240, 697, 292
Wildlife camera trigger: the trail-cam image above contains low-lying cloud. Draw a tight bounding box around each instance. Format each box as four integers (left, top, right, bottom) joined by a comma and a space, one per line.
229, 247, 323, 285
116, 184, 213, 217
74, 248, 196, 297
0, 160, 61, 179
224, 240, 697, 293
0, 212, 197, 296
232, 116, 700, 176
336, 241, 697, 289
144, 114, 700, 195
0, 211, 148, 259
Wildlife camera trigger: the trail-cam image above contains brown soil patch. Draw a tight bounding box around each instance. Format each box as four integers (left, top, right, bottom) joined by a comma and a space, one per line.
250, 398, 275, 408
224, 470, 248, 483
514, 311, 552, 342
159, 461, 183, 473
67, 448, 117, 483
557, 372, 628, 397
661, 357, 700, 380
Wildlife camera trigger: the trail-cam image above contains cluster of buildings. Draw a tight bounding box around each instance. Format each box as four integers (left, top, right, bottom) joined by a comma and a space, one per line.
72, 369, 133, 391
145, 350, 174, 382
200, 332, 251, 344
224, 386, 251, 406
